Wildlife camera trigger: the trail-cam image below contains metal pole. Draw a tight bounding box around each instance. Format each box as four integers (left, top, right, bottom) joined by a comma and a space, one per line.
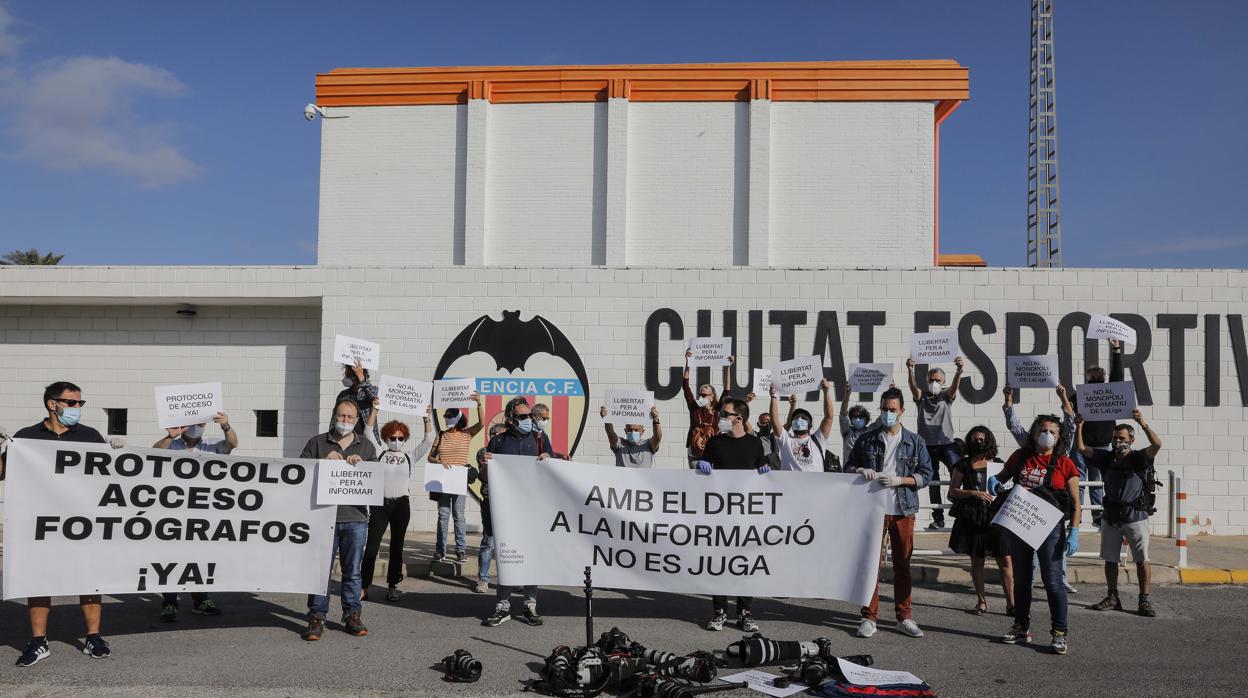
584, 565, 594, 648
1168, 470, 1176, 538
1175, 477, 1187, 568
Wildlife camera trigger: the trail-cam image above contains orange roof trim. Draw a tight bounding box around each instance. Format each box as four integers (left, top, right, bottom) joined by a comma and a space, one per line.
316, 60, 969, 107
938, 254, 988, 268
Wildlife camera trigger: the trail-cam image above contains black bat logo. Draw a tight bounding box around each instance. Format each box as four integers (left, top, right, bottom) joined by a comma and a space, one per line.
433, 311, 590, 457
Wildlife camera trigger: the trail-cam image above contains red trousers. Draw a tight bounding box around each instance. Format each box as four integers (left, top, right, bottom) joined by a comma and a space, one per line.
862, 514, 915, 622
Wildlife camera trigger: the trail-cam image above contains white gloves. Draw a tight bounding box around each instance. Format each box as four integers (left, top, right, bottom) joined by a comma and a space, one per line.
108, 437, 127, 449
856, 468, 877, 481
878, 474, 903, 488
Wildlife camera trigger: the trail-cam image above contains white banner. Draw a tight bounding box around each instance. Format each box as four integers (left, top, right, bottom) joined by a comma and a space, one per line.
1086, 315, 1137, 345
488, 455, 890, 603
688, 337, 732, 367
377, 375, 432, 416
424, 462, 468, 496
434, 378, 477, 409
333, 334, 381, 371
769, 356, 823, 396
847, 363, 893, 393
603, 389, 654, 427
2, 440, 335, 600
1076, 380, 1137, 421
991, 485, 1063, 550
154, 382, 224, 429
910, 331, 959, 363
836, 658, 924, 688
752, 368, 772, 397
315, 460, 383, 506
1006, 355, 1060, 388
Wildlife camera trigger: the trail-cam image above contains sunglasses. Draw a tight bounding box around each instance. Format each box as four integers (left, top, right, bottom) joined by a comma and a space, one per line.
53, 398, 86, 407
717, 410, 738, 418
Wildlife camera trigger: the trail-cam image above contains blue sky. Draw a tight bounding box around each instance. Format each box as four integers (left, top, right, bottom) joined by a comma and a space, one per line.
0, 0, 1244, 268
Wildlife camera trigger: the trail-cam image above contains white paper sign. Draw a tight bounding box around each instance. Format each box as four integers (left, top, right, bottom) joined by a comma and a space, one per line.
604, 389, 654, 427
1006, 355, 1060, 388
1086, 315, 1137, 345
1076, 380, 1137, 421
423, 462, 468, 496
154, 382, 224, 429
2, 439, 335, 599
719, 670, 808, 697
489, 456, 889, 602
991, 485, 1064, 550
848, 363, 893, 393
836, 658, 924, 688
910, 330, 959, 363
377, 375, 432, 416
752, 368, 772, 397
688, 337, 732, 367
333, 334, 380, 371
434, 378, 477, 409
986, 460, 1005, 484
770, 356, 823, 396
315, 460, 383, 506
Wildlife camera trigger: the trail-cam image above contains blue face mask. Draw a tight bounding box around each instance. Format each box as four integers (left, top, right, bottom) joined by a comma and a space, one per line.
880, 412, 898, 428
792, 418, 810, 432
58, 406, 81, 427
850, 417, 867, 430
515, 417, 533, 434
625, 431, 642, 444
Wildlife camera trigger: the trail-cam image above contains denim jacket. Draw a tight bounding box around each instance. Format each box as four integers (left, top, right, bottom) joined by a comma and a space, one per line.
844, 425, 933, 517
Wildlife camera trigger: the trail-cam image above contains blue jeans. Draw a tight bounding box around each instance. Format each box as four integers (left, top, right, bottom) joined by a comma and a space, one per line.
307, 521, 367, 620
1009, 525, 1068, 634
436, 493, 467, 554
926, 443, 961, 523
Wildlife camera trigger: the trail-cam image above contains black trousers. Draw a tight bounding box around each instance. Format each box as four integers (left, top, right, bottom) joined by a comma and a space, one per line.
361, 496, 411, 589
711, 596, 753, 613
162, 592, 208, 606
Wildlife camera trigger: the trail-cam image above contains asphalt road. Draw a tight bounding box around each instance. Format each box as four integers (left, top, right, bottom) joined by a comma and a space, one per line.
0, 574, 1243, 697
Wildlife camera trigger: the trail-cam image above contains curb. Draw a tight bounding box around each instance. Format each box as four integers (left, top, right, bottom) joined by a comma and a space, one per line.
1178, 568, 1248, 585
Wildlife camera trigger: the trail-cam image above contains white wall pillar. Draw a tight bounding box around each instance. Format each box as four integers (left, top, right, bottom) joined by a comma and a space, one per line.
605, 96, 630, 266
463, 96, 489, 266
748, 97, 771, 267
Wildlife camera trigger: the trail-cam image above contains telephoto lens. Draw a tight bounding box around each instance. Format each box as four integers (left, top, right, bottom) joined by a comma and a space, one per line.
642, 650, 718, 683
725, 634, 805, 666
441, 649, 483, 683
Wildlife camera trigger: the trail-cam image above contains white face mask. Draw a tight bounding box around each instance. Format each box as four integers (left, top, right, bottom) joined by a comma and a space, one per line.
696, 397, 710, 408
928, 381, 943, 394
184, 424, 205, 440
334, 421, 354, 435
1036, 431, 1057, 450
535, 418, 548, 431
386, 438, 406, 451
718, 417, 734, 434
443, 413, 462, 429
342, 376, 354, 388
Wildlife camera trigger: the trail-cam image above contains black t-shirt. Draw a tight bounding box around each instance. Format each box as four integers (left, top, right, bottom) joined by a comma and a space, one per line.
1092, 448, 1153, 524
702, 433, 766, 471
13, 421, 106, 443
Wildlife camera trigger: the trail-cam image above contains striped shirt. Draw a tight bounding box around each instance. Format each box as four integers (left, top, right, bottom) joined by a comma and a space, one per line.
433, 429, 473, 466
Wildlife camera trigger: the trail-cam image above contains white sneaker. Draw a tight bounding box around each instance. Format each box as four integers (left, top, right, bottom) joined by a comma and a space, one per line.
899, 619, 924, 638
856, 619, 877, 638
1063, 580, 1078, 594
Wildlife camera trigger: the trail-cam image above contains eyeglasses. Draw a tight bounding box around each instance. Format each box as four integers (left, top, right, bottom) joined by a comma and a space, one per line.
53, 398, 86, 407
717, 410, 737, 419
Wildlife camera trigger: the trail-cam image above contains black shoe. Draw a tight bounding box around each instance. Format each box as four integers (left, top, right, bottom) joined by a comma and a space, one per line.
926, 520, 945, 531
1138, 595, 1157, 618
15, 638, 50, 667
1090, 594, 1122, 611
522, 604, 544, 626
160, 603, 178, 623
433, 552, 446, 562
456, 550, 468, 562
483, 606, 511, 627
192, 599, 220, 616
82, 635, 112, 659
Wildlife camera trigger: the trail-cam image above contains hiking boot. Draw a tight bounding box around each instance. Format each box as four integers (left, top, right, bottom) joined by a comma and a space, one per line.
192, 599, 220, 616
82, 635, 112, 659
474, 580, 490, 594
738, 612, 759, 632
386, 586, 402, 603
160, 603, 178, 623
1138, 595, 1157, 618
856, 619, 877, 638
303, 614, 325, 641
899, 619, 924, 638
1001, 623, 1031, 645
15, 638, 50, 667
1090, 594, 1122, 611
483, 604, 511, 627
344, 611, 368, 636
1050, 630, 1068, 655
522, 603, 544, 626
706, 610, 728, 631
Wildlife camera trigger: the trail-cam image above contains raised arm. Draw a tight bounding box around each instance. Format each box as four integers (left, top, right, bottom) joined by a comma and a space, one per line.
1134, 409, 1162, 459
1002, 386, 1028, 447
768, 386, 782, 437
410, 406, 434, 461
1074, 415, 1093, 459
784, 394, 797, 430
153, 426, 182, 449
1109, 338, 1124, 382
649, 405, 663, 451
946, 356, 965, 403
722, 354, 735, 399
1055, 385, 1075, 456
465, 393, 485, 436
818, 379, 836, 441
905, 357, 921, 402
682, 350, 698, 410
600, 406, 620, 450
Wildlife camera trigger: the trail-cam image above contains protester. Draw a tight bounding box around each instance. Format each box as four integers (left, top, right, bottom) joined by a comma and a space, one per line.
428, 393, 485, 562
1077, 409, 1163, 617
768, 379, 836, 472
682, 350, 735, 468
474, 444, 496, 593
1073, 339, 1125, 527
336, 360, 380, 438
360, 401, 433, 602
696, 397, 769, 632
995, 414, 1082, 655
151, 411, 237, 622
481, 397, 554, 627
947, 426, 1014, 616
3, 381, 124, 666
906, 356, 965, 530
298, 399, 377, 641
845, 387, 933, 640
756, 409, 780, 471
839, 382, 874, 465
600, 404, 662, 467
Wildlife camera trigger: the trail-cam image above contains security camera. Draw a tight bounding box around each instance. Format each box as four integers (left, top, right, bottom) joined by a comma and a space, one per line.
304, 103, 324, 121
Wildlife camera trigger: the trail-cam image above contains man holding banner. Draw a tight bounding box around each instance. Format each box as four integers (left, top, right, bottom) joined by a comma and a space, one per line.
846, 387, 933, 640
906, 356, 966, 530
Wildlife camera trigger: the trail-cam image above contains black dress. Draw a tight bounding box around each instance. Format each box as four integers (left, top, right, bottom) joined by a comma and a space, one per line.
948, 460, 1007, 558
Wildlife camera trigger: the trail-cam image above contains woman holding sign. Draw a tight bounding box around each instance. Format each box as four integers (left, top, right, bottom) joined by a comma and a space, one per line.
994, 415, 1081, 655
428, 393, 484, 562
682, 349, 734, 468
947, 426, 1014, 617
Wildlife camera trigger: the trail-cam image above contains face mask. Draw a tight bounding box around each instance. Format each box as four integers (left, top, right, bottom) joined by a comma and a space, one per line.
1036, 431, 1057, 450
58, 406, 81, 427
696, 397, 710, 408
387, 438, 406, 451
535, 418, 548, 432
443, 413, 462, 429
1113, 439, 1131, 454
850, 417, 866, 430
515, 417, 533, 434
341, 376, 354, 388
625, 431, 642, 444
880, 412, 898, 428
184, 424, 205, 440
792, 418, 810, 432
928, 381, 943, 394
334, 421, 354, 435
718, 418, 734, 433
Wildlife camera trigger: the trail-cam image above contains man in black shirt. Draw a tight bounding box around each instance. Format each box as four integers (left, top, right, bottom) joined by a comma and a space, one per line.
3, 382, 117, 667
695, 397, 769, 633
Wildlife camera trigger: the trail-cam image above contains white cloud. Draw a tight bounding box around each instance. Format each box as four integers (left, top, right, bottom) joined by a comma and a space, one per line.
0, 5, 19, 57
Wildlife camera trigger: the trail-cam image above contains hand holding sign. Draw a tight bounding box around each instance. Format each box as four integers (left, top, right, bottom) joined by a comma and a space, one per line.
1086, 315, 1137, 345
434, 378, 477, 409
1076, 380, 1137, 421
154, 382, 224, 429
603, 389, 655, 426
377, 375, 433, 416
1006, 355, 1059, 388
769, 356, 823, 396
991, 485, 1063, 550
687, 337, 732, 367
333, 335, 380, 371
848, 363, 893, 393
910, 331, 959, 363
752, 368, 772, 397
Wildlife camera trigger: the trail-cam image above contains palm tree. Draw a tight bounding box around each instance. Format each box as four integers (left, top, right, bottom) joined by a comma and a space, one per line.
0, 249, 65, 265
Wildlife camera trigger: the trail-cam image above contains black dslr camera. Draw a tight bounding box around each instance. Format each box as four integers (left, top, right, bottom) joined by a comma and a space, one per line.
441, 648, 483, 683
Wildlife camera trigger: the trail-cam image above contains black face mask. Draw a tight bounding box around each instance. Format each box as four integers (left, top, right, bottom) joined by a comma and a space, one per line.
966, 439, 988, 456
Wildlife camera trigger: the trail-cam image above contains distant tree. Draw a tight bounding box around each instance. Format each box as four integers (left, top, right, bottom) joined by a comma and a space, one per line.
0, 249, 65, 265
